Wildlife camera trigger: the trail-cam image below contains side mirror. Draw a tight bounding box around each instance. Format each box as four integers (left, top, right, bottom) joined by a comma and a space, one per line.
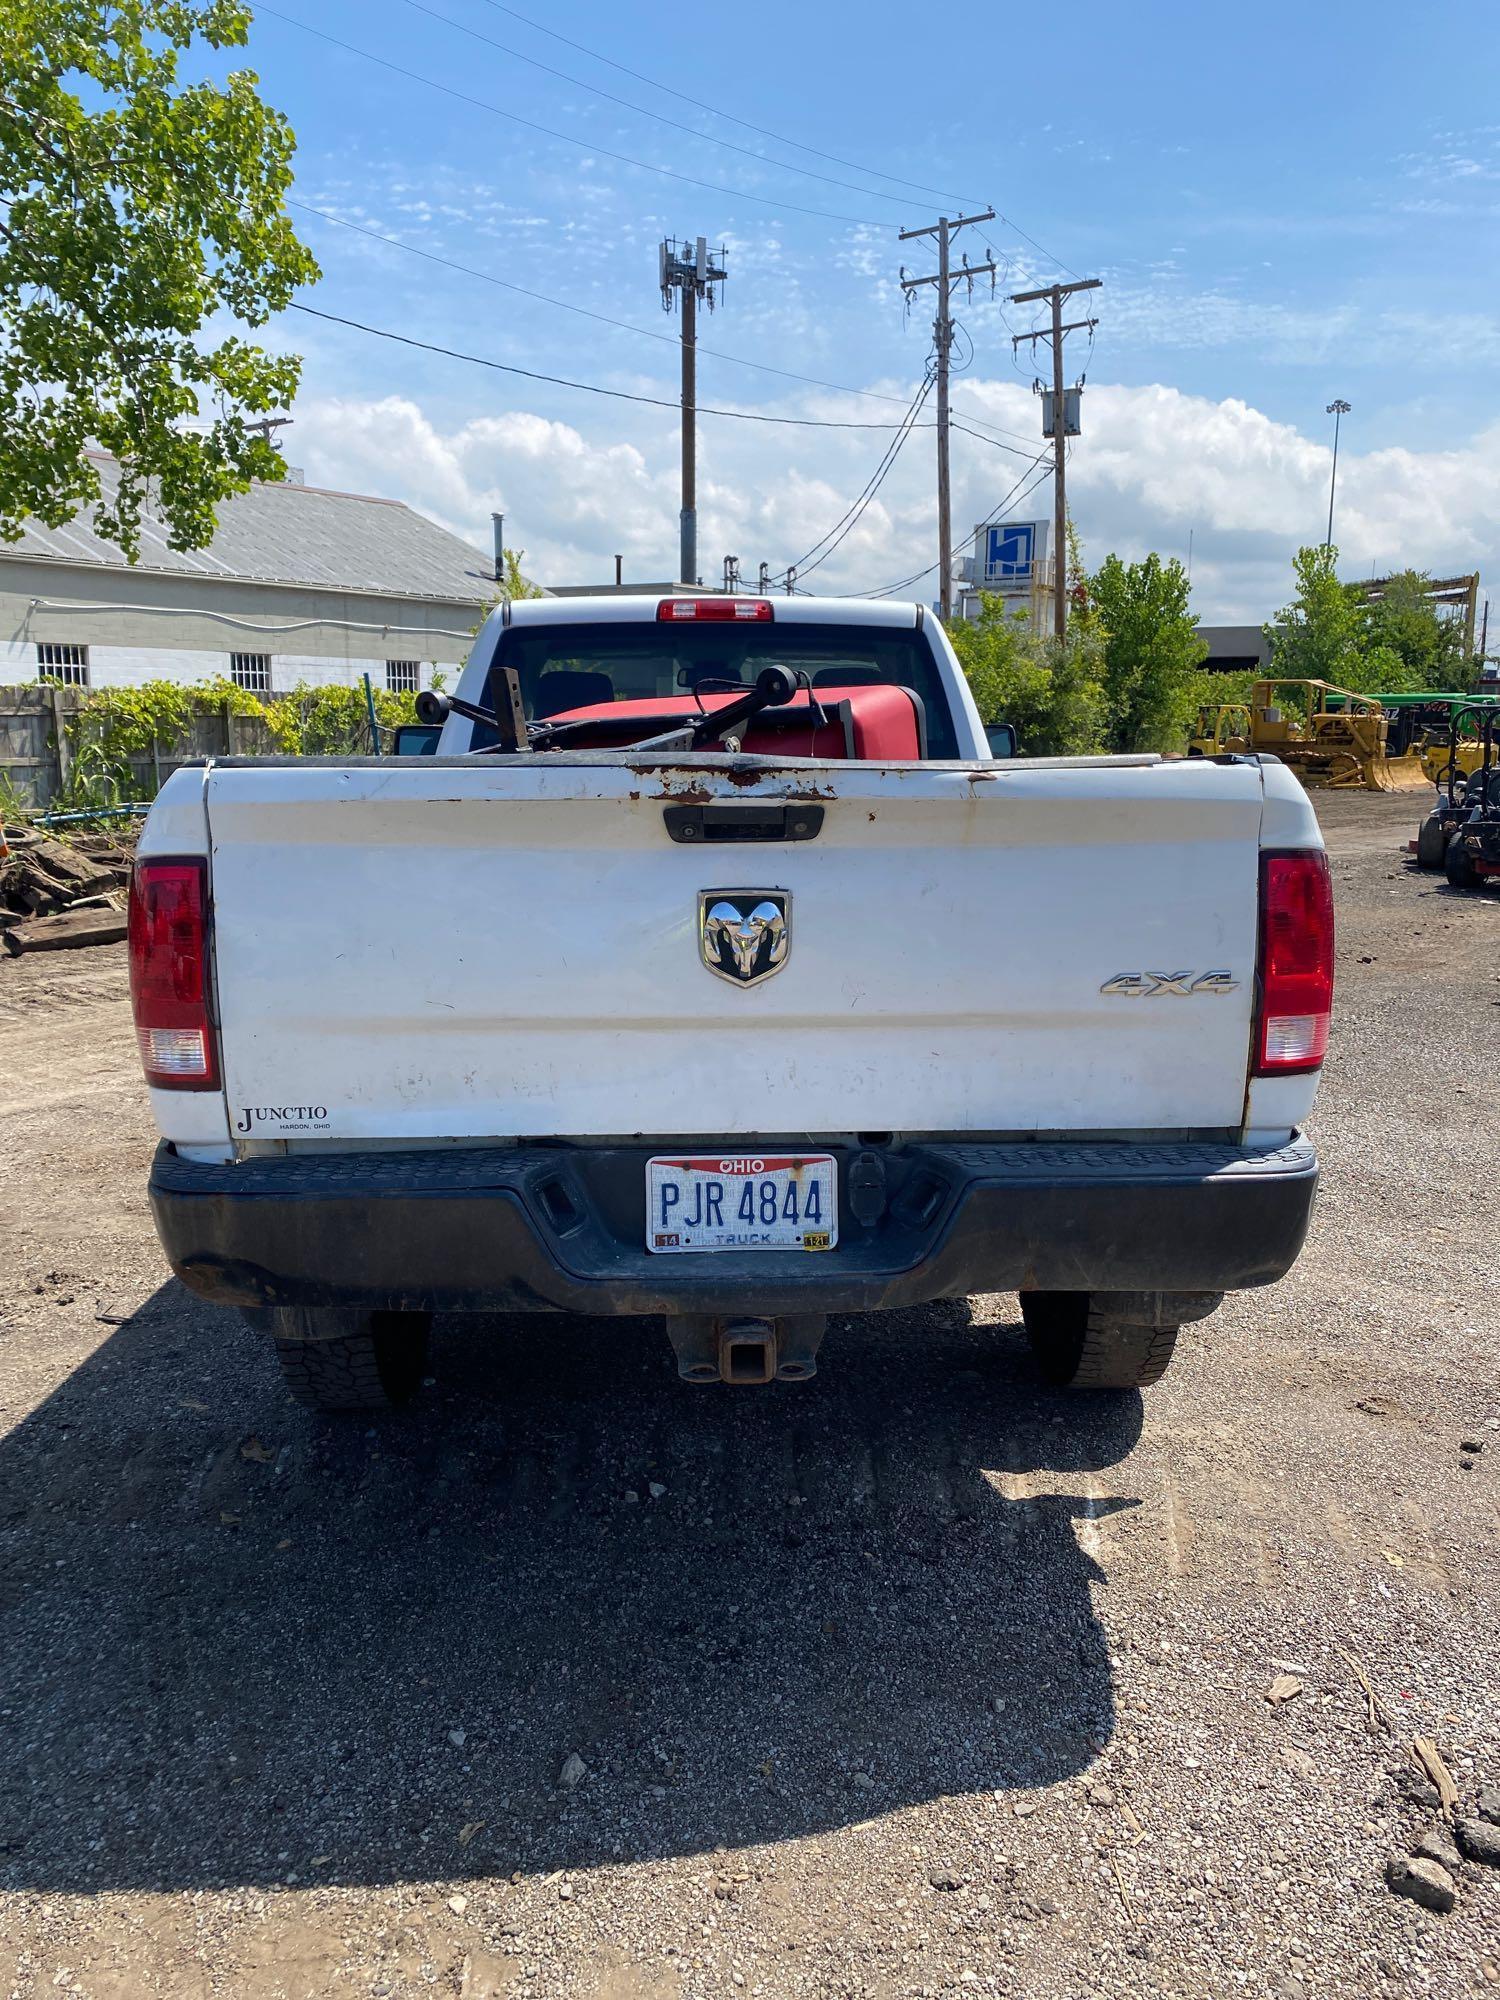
392, 723, 442, 757
985, 721, 1018, 760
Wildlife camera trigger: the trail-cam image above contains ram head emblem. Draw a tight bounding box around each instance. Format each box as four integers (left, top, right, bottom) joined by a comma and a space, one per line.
699, 892, 791, 987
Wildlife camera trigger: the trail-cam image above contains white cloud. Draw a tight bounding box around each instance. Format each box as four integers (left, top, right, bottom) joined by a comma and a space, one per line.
292, 380, 1500, 623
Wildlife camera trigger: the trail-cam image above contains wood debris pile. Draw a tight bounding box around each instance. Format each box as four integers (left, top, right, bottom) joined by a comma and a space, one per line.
0, 824, 137, 955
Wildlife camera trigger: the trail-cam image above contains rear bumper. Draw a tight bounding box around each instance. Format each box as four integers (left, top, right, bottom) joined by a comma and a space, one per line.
148, 1134, 1319, 1317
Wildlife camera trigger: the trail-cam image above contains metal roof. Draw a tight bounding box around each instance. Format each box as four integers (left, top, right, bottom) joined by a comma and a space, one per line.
2, 455, 498, 604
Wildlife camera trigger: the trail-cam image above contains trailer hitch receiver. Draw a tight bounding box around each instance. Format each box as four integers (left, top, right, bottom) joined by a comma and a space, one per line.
664, 1314, 827, 1385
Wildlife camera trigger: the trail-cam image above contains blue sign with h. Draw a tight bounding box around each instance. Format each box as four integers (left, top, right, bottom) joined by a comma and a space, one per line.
984, 522, 1035, 581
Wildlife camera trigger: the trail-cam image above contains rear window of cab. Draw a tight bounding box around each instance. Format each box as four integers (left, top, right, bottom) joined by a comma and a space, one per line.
482, 620, 958, 759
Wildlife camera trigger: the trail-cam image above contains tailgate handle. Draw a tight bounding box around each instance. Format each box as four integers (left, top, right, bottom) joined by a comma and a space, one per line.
663, 804, 824, 845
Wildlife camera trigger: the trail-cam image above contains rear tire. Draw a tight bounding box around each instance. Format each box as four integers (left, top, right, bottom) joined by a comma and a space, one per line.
1415, 813, 1448, 870
268, 1307, 431, 1411
1445, 834, 1481, 891
1020, 1292, 1180, 1390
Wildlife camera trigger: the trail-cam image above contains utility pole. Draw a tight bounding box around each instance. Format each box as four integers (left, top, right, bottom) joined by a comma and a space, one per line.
1009, 277, 1101, 639
899, 211, 997, 620
246, 415, 292, 447
1325, 399, 1351, 551
1478, 598, 1490, 691
660, 235, 727, 587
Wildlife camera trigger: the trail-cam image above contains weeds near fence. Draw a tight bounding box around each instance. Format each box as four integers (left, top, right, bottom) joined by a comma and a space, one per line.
41, 675, 431, 809
0, 771, 34, 825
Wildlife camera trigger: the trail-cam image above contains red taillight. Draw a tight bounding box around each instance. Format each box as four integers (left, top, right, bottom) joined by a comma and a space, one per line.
128, 858, 217, 1090
1254, 850, 1334, 1075
656, 597, 773, 622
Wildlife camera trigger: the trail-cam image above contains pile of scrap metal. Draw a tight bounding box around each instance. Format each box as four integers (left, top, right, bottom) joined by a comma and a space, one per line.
0, 825, 135, 954
1189, 681, 1431, 791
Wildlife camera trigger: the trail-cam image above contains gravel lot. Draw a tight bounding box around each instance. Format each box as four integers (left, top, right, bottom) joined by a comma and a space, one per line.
1, 789, 1497, 2000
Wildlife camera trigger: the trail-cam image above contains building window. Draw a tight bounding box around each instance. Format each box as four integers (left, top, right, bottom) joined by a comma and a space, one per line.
37, 643, 89, 688
386, 659, 420, 694
230, 652, 272, 692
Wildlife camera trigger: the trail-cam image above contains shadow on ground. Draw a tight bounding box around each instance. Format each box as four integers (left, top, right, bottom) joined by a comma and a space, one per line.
0, 1286, 1141, 1893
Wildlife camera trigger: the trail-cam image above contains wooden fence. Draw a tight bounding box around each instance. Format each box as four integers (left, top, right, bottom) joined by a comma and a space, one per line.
0, 685, 281, 810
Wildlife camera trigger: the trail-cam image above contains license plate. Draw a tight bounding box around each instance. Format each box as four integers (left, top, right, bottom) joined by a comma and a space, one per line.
646, 1154, 838, 1253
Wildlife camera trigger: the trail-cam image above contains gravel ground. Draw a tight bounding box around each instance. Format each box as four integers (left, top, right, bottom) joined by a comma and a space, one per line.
0, 789, 1497, 2000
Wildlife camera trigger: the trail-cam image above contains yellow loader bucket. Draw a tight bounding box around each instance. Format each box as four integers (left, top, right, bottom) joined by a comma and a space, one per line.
1383, 750, 1435, 792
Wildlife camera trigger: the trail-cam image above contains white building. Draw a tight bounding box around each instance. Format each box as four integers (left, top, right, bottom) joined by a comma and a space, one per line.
952, 518, 1057, 627
0, 454, 504, 697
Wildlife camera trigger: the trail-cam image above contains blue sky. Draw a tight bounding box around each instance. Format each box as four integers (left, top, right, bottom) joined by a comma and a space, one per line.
228, 0, 1500, 619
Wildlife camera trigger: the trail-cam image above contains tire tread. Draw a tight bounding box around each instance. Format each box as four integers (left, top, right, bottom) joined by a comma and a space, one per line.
1445, 834, 1481, 891
1071, 1310, 1178, 1389
268, 1309, 428, 1412
1021, 1292, 1180, 1390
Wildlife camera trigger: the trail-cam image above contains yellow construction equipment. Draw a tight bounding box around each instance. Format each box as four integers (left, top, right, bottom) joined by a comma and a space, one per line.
1242, 680, 1430, 792
1187, 703, 1252, 758
1418, 697, 1500, 785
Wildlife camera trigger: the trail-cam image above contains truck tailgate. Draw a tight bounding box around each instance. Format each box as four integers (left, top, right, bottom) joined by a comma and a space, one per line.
203, 756, 1264, 1141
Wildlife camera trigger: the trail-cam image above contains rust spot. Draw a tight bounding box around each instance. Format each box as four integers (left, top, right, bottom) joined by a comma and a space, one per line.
868, 810, 877, 822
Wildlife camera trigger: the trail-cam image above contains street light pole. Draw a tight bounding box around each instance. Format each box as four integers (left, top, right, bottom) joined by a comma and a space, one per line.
1325, 399, 1351, 552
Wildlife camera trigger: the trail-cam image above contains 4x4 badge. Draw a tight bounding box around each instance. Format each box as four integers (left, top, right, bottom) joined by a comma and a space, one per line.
699, 890, 791, 987
1100, 970, 1239, 997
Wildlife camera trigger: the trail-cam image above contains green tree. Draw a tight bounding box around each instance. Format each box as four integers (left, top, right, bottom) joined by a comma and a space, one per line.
1263, 545, 1363, 687
0, 1, 319, 558
501, 546, 543, 601
948, 594, 1106, 757
1357, 569, 1467, 691
1090, 550, 1207, 751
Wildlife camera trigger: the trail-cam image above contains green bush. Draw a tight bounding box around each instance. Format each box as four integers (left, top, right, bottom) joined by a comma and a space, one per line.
1090, 552, 1207, 752
948, 595, 1108, 757
42, 675, 427, 808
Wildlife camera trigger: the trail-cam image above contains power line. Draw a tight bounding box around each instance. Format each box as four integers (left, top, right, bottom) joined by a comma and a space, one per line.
287, 286, 1043, 455
255, 4, 888, 227
990, 215, 1082, 283
950, 417, 1037, 454
794, 376, 934, 578
847, 454, 1052, 599
776, 371, 936, 584
853, 459, 1050, 600
289, 302, 951, 429
867, 457, 1053, 599
288, 196, 1031, 442
471, 0, 982, 207
395, 0, 928, 213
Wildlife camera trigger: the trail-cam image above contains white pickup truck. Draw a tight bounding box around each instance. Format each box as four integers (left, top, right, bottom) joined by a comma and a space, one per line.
130, 593, 1332, 1411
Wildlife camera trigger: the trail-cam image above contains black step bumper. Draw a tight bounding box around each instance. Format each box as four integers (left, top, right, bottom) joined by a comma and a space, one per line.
148, 1135, 1319, 1318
